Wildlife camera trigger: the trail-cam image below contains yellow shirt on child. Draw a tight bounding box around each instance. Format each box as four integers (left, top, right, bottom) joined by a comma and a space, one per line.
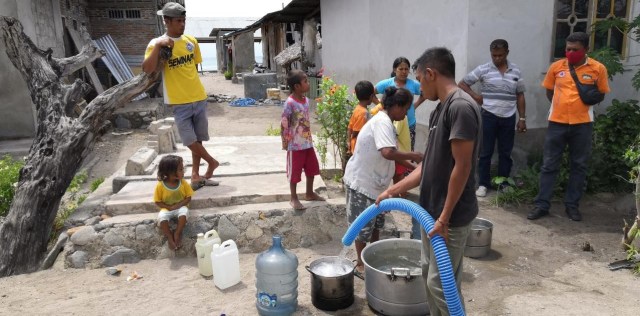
370, 104, 410, 152
153, 179, 194, 206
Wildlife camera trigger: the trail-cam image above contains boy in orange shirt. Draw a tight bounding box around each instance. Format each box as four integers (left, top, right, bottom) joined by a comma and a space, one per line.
348, 81, 374, 155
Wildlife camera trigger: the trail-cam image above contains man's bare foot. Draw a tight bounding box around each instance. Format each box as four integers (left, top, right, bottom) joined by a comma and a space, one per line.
173, 231, 182, 249
204, 160, 220, 179
304, 192, 325, 201
290, 199, 306, 210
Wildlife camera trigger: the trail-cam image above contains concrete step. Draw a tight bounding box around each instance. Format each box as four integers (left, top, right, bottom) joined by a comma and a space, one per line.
105, 173, 327, 216
102, 199, 334, 225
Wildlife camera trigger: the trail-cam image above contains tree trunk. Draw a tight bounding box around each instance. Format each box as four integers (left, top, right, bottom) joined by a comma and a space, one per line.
0, 16, 164, 277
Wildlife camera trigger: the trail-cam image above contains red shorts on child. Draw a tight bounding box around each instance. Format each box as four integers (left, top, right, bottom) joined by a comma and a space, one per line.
287, 147, 320, 184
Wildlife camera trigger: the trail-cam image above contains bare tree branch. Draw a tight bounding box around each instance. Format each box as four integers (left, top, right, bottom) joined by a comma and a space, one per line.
55, 44, 105, 77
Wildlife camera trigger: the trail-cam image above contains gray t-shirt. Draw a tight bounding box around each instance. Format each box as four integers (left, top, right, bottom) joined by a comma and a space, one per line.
419, 89, 481, 227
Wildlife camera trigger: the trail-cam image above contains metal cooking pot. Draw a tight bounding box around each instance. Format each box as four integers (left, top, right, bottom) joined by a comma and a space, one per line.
305, 256, 355, 311
466, 217, 493, 247
464, 218, 493, 258
361, 239, 428, 316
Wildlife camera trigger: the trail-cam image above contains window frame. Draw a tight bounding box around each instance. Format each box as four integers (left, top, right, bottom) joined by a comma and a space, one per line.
107, 9, 142, 20
551, 0, 632, 61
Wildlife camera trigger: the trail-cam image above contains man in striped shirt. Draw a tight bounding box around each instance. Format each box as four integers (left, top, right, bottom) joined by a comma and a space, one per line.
459, 39, 527, 197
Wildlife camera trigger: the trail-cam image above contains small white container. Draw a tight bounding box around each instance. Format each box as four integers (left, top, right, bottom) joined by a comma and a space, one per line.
195, 229, 221, 277
212, 240, 241, 290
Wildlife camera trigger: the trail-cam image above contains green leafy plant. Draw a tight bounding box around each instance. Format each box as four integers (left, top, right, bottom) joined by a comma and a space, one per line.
315, 77, 355, 171
588, 99, 640, 193
90, 177, 104, 192
265, 123, 281, 136
592, 12, 640, 89
224, 64, 233, 80
626, 244, 640, 275
0, 155, 24, 216
315, 135, 328, 169
68, 170, 88, 193
491, 163, 541, 207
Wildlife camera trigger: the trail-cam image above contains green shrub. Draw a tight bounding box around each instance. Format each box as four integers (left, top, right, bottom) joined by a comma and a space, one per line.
265, 123, 281, 136
315, 77, 355, 171
90, 177, 104, 192
224, 64, 233, 79
588, 99, 640, 193
0, 155, 23, 216
68, 170, 88, 193
491, 163, 541, 207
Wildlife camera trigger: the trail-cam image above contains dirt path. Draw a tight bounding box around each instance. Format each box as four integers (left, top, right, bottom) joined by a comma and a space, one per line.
2, 73, 639, 315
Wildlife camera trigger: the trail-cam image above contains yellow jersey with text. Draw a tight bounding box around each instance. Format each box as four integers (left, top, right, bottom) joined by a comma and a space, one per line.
145, 34, 207, 105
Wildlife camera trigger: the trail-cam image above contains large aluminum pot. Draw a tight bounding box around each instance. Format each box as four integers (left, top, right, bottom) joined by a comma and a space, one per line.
305, 256, 355, 311
465, 217, 493, 258
361, 239, 428, 316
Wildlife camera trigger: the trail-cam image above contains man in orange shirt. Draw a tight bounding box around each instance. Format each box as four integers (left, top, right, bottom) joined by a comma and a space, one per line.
528, 32, 610, 221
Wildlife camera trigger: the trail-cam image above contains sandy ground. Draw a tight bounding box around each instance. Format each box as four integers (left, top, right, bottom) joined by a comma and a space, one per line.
2, 73, 640, 315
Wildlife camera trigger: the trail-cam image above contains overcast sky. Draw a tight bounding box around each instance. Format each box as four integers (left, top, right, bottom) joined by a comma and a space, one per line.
184, 0, 292, 18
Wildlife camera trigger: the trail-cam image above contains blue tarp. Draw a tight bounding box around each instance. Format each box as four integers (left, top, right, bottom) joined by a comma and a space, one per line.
229, 98, 257, 107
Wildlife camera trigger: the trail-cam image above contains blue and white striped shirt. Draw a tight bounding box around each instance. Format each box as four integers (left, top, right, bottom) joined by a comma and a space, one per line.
462, 61, 525, 117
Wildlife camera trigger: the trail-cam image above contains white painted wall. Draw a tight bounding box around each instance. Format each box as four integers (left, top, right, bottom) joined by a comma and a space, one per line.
321, 0, 640, 131
321, 0, 471, 127
466, 0, 555, 129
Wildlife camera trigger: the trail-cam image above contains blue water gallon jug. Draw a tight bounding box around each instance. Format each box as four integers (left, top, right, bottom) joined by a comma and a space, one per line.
255, 235, 299, 315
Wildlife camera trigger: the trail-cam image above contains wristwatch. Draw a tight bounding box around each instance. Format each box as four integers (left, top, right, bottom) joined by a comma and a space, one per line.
519, 117, 526, 121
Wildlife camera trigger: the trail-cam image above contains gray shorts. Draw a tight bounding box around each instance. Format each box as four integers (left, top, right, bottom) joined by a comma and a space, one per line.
171, 99, 209, 146
346, 186, 385, 243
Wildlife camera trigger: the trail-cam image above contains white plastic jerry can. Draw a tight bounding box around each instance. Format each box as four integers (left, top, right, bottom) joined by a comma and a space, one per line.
195, 229, 221, 277
212, 240, 241, 290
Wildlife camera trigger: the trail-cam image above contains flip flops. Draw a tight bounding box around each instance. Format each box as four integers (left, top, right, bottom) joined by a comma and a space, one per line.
190, 178, 220, 190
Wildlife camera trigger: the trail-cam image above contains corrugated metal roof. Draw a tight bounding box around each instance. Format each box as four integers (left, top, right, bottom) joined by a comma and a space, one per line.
94, 35, 146, 101
224, 0, 320, 38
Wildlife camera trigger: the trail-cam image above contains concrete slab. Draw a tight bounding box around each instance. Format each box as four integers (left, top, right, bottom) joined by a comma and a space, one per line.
115, 136, 339, 182
105, 173, 327, 215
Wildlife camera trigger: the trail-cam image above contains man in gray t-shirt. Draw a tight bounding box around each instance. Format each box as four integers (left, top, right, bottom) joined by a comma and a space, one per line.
377, 47, 480, 316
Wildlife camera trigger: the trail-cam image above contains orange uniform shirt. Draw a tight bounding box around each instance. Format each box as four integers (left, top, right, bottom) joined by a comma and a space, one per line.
542, 58, 610, 124
348, 105, 370, 154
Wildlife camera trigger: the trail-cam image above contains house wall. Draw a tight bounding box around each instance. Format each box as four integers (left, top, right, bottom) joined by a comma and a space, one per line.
0, 0, 65, 139
321, 0, 470, 127
321, 0, 640, 152
87, 0, 157, 61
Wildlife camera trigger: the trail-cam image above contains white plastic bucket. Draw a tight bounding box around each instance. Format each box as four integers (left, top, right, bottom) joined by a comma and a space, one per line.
195, 229, 221, 277
212, 240, 241, 290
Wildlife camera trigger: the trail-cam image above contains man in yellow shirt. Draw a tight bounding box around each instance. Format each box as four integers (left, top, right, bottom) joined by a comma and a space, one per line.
528, 32, 610, 222
143, 2, 219, 189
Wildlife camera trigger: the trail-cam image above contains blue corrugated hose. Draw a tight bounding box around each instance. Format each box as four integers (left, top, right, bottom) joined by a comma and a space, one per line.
341, 198, 465, 316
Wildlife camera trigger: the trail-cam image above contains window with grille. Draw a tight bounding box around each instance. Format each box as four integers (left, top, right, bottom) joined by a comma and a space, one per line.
553, 0, 631, 58
107, 9, 141, 20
